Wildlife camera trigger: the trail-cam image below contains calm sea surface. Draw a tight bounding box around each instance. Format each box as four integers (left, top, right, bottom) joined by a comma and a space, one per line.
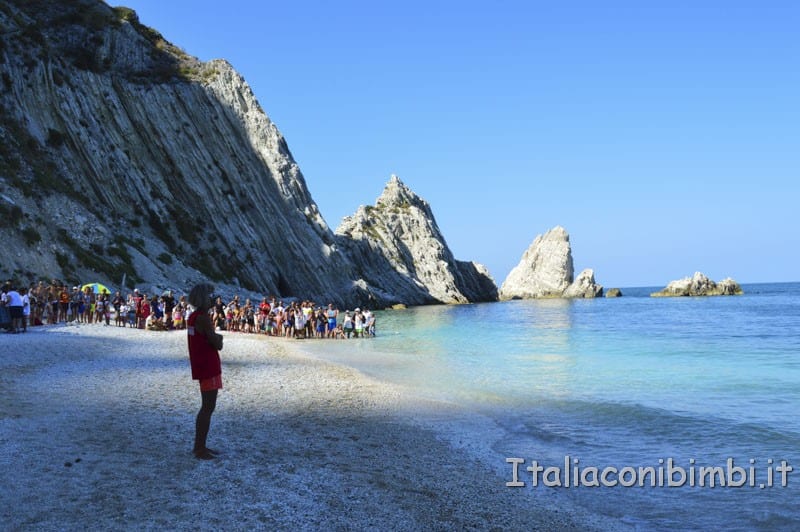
297, 282, 800, 530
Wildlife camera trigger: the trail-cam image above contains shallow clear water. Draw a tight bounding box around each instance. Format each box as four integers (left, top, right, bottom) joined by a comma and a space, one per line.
298, 283, 800, 529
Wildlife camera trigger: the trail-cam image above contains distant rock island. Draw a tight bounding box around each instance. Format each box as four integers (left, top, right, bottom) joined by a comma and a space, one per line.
499, 226, 603, 299
650, 272, 743, 297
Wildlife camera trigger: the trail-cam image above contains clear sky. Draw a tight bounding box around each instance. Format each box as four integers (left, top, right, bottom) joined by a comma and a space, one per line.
113, 0, 799, 287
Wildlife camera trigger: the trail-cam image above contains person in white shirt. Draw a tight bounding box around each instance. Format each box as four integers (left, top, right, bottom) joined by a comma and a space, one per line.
5, 284, 24, 333
353, 309, 364, 338
363, 309, 375, 337
342, 311, 354, 338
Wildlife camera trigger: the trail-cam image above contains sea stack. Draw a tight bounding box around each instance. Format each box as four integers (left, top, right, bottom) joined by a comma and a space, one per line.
499, 226, 574, 299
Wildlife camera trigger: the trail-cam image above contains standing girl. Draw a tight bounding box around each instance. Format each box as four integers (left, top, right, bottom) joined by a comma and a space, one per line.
187, 283, 224, 460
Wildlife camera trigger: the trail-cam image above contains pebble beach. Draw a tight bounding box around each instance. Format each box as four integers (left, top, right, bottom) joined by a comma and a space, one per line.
0, 324, 606, 530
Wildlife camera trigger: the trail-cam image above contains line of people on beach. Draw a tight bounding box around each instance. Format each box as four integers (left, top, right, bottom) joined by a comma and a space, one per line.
4, 280, 183, 331
3, 279, 376, 339
211, 296, 376, 339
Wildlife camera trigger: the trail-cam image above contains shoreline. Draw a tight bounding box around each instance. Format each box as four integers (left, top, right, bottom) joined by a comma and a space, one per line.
1, 324, 615, 529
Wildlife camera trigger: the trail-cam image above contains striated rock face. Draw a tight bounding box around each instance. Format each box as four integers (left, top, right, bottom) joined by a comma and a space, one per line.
651, 272, 743, 297
0, 0, 496, 307
563, 268, 603, 298
0, 0, 351, 301
499, 226, 574, 299
335, 175, 497, 305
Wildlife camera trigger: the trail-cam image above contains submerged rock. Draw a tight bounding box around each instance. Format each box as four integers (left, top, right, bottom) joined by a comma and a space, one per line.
651, 272, 743, 297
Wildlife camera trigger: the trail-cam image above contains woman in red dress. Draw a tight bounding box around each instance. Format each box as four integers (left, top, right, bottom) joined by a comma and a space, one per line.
187, 283, 224, 460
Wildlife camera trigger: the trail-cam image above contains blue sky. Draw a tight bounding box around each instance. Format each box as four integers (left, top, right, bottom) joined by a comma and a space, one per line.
114, 0, 799, 287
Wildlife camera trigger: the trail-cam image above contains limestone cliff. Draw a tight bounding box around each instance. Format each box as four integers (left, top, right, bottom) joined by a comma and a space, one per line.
335, 175, 497, 305
0, 0, 496, 307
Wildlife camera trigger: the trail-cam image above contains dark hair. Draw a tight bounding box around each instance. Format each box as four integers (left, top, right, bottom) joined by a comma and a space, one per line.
188, 283, 215, 310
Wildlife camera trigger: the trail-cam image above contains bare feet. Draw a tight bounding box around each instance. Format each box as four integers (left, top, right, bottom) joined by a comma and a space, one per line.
192, 447, 220, 459
193, 449, 216, 460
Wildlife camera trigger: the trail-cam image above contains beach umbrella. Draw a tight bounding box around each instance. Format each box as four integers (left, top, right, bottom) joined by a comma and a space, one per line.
81, 282, 111, 295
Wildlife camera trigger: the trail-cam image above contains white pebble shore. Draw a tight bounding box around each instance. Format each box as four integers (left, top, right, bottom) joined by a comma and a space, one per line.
0, 323, 616, 530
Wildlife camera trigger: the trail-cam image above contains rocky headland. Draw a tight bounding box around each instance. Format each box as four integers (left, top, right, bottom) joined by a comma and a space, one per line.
650, 272, 743, 297
335, 175, 496, 305
0, 0, 494, 308
499, 226, 603, 299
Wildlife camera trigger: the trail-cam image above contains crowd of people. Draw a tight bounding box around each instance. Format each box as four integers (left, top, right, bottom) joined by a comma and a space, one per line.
209, 296, 376, 339
0, 280, 183, 331
1, 279, 376, 339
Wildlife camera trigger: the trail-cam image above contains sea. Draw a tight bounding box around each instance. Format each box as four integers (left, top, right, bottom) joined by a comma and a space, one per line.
296, 282, 800, 530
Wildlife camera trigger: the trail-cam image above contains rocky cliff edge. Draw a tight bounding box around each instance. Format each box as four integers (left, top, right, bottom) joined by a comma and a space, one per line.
335, 175, 497, 305
0, 0, 496, 308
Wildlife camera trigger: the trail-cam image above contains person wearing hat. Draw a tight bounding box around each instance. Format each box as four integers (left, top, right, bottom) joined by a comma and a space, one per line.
354, 309, 364, 338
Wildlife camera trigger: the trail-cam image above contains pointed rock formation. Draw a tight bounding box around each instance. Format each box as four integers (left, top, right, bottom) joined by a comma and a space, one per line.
0, 1, 497, 308
499, 226, 574, 299
563, 268, 603, 298
651, 272, 743, 297
336, 175, 497, 306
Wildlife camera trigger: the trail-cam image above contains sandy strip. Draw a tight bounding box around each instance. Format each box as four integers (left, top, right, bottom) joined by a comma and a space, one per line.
0, 324, 609, 530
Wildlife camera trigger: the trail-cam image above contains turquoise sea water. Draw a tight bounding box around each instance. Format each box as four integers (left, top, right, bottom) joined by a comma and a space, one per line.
298, 283, 800, 530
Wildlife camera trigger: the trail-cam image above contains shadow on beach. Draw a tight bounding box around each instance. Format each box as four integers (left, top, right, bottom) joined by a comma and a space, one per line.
0, 325, 601, 530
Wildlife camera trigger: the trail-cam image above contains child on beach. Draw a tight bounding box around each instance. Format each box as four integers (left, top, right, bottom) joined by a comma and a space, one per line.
333, 323, 346, 339
173, 306, 184, 330
187, 283, 224, 460
127, 304, 136, 328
